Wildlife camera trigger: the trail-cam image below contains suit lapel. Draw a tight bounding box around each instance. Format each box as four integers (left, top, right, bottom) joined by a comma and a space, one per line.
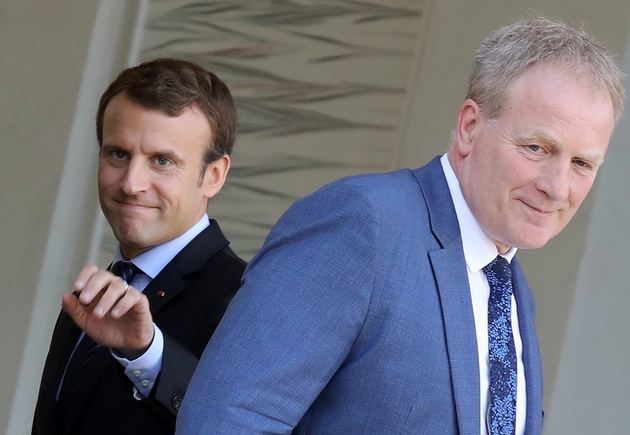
429, 247, 480, 435
41, 311, 118, 435
46, 313, 83, 400
512, 259, 543, 435
35, 312, 82, 435
413, 158, 480, 435
143, 220, 230, 316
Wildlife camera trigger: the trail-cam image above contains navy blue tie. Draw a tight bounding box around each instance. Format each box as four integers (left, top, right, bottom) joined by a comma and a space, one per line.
483, 256, 517, 435
58, 261, 140, 429
110, 260, 140, 285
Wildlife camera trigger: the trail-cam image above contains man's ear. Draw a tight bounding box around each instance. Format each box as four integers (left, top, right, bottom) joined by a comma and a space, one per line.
201, 154, 230, 200
455, 99, 483, 158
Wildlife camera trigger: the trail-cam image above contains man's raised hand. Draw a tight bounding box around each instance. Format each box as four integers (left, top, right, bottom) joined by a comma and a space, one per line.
62, 264, 154, 360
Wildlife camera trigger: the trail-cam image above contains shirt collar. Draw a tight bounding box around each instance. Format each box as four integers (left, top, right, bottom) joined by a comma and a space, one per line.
440, 154, 516, 273
114, 214, 210, 278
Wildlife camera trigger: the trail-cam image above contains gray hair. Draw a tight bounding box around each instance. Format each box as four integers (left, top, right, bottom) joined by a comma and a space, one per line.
467, 17, 625, 123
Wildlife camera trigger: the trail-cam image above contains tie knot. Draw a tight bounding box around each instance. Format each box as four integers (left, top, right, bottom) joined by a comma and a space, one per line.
110, 261, 141, 284
483, 255, 512, 293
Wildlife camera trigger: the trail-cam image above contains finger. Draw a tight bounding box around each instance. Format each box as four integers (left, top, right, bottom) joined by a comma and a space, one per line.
74, 264, 101, 291
61, 291, 80, 313
61, 292, 89, 328
110, 287, 144, 319
92, 278, 130, 318
76, 269, 121, 305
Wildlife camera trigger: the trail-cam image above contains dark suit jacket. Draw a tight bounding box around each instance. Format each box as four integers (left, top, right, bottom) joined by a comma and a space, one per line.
32, 220, 246, 435
176, 158, 543, 435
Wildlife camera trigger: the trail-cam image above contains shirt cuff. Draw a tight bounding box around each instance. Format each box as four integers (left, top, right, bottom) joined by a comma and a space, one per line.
111, 323, 164, 398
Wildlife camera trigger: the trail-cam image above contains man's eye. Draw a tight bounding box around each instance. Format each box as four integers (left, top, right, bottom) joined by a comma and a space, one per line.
574, 159, 588, 168
156, 157, 170, 166
528, 145, 542, 152
112, 150, 126, 159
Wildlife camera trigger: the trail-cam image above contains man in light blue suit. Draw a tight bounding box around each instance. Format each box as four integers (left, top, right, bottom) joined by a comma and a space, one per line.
176, 18, 624, 435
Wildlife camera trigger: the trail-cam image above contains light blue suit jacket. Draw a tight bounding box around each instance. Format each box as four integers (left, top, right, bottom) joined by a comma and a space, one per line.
176, 157, 543, 435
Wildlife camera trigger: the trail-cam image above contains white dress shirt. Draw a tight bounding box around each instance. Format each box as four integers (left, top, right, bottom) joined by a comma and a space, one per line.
440, 155, 526, 435
110, 214, 210, 398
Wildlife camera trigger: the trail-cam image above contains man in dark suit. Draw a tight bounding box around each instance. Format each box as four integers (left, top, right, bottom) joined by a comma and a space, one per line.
32, 58, 246, 435
175, 18, 624, 435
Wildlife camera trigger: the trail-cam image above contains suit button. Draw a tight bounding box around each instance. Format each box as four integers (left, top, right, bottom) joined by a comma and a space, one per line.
172, 395, 182, 411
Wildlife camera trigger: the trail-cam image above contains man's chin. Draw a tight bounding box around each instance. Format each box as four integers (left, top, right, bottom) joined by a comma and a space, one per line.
493, 225, 557, 251
511, 233, 555, 250
118, 240, 154, 259
112, 229, 152, 256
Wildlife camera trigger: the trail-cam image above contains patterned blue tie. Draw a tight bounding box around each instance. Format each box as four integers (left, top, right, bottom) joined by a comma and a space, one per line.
483, 256, 517, 435
110, 260, 140, 284
58, 261, 140, 429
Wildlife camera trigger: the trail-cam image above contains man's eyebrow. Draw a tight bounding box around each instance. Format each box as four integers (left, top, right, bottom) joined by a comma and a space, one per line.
514, 129, 561, 147
100, 144, 182, 159
579, 150, 605, 168
101, 142, 126, 150
515, 130, 605, 168
153, 150, 182, 161
100, 143, 124, 154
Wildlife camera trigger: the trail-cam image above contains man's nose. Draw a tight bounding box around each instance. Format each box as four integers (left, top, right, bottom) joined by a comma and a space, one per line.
536, 159, 570, 201
121, 160, 150, 195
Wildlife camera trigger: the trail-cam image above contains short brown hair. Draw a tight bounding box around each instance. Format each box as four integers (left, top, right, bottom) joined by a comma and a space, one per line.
96, 58, 237, 165
467, 17, 624, 123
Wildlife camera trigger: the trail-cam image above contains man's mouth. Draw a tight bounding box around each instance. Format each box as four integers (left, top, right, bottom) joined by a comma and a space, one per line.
517, 197, 564, 215
113, 199, 157, 210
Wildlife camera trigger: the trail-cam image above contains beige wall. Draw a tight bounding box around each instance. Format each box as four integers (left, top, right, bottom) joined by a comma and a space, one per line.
0, 1, 144, 433
2, 1, 630, 434
0, 1, 100, 432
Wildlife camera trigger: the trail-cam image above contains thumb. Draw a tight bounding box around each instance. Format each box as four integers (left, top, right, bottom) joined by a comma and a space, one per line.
61, 292, 88, 327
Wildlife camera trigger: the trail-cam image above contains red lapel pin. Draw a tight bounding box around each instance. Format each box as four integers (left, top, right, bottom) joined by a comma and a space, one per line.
157, 291, 165, 297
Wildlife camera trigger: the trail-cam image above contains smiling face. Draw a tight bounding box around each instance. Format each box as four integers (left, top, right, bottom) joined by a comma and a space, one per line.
98, 93, 230, 258
450, 64, 615, 253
